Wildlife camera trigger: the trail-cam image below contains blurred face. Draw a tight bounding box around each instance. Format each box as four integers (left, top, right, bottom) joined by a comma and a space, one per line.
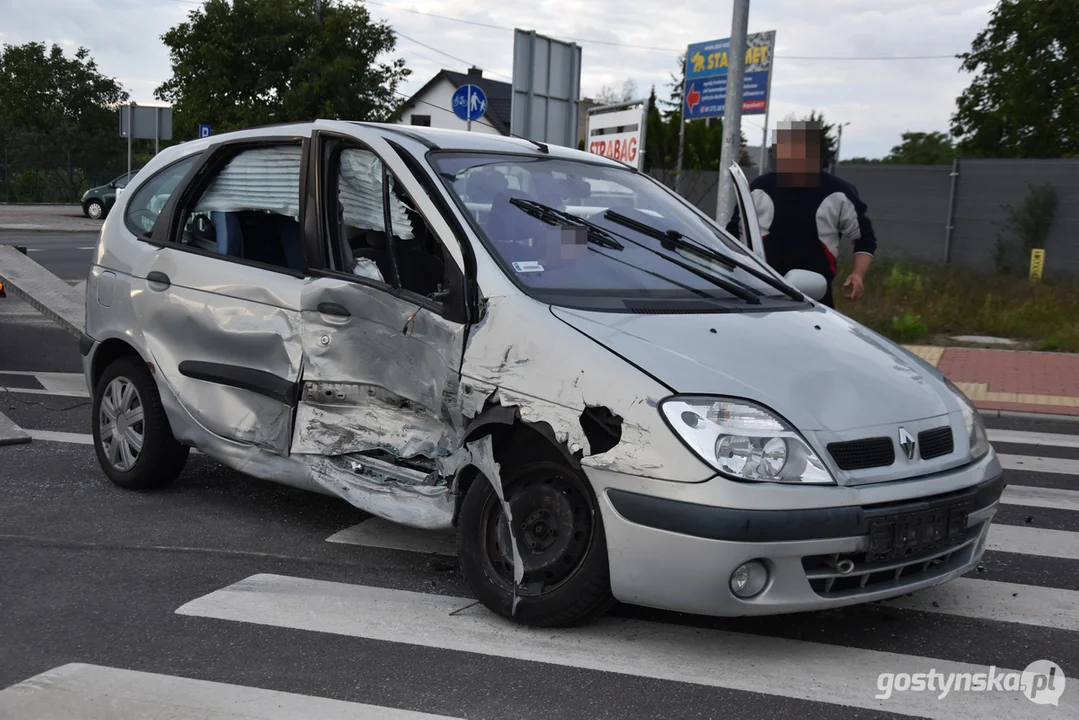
776, 127, 822, 185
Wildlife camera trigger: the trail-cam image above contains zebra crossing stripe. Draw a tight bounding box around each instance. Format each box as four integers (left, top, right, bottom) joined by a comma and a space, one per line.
175, 574, 1073, 720
987, 523, 1079, 561
998, 454, 1079, 477
0, 663, 463, 719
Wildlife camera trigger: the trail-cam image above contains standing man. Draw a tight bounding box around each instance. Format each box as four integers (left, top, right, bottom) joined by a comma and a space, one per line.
726, 120, 876, 307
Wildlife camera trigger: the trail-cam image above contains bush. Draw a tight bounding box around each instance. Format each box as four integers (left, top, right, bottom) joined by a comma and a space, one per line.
836, 257, 1079, 352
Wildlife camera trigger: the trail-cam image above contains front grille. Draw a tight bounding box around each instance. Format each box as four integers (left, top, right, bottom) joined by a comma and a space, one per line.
828, 437, 895, 470
919, 426, 954, 460
802, 523, 985, 598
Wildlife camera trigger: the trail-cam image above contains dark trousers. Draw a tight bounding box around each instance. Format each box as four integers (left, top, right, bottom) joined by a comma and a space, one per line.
820, 282, 835, 308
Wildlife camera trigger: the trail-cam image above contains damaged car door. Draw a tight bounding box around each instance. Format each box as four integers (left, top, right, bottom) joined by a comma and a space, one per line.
291, 129, 473, 528
134, 139, 310, 453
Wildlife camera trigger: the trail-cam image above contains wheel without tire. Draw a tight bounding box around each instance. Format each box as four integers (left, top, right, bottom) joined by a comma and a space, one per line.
458, 454, 614, 627
85, 200, 104, 220
92, 357, 188, 490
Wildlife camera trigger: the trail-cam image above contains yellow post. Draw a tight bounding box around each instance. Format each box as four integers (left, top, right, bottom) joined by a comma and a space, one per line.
1029, 248, 1046, 282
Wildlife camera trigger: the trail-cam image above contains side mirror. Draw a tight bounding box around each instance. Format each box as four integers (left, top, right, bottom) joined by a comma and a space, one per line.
784, 269, 828, 301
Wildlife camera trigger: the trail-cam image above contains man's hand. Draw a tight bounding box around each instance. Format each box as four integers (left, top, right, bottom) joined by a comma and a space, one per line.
843, 253, 873, 301
843, 273, 864, 300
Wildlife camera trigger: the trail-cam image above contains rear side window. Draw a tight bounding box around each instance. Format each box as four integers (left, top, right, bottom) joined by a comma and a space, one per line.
177, 144, 305, 273
124, 157, 198, 237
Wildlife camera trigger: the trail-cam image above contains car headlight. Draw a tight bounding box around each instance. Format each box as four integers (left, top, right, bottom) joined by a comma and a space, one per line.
660, 396, 834, 484
942, 377, 990, 460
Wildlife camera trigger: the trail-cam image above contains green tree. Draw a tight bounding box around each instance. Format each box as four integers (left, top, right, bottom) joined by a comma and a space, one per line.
155, 0, 410, 139
951, 0, 1079, 158
0, 42, 128, 201
882, 131, 955, 165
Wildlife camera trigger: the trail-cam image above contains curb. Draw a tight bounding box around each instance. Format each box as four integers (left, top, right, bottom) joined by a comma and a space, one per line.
0, 226, 99, 234
978, 408, 1079, 424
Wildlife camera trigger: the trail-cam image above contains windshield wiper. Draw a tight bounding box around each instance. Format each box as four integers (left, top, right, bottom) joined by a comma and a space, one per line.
509, 199, 759, 304
509, 198, 624, 250
603, 210, 805, 302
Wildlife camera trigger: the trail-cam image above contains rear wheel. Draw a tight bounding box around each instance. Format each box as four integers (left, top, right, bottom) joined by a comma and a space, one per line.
458, 448, 614, 627
92, 357, 188, 490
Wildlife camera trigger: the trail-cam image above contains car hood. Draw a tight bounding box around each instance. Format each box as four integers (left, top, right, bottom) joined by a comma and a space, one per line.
551, 304, 955, 432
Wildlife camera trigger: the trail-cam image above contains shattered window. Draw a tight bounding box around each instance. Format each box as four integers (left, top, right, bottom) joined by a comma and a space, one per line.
330, 148, 448, 301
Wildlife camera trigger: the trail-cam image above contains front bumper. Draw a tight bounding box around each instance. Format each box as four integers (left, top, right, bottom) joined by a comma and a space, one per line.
589, 452, 1002, 617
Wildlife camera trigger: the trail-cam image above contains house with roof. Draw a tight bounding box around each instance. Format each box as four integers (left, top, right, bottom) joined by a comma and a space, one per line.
395, 68, 512, 136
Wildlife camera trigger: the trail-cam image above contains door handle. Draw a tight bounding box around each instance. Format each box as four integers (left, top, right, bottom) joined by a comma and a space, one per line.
317, 302, 350, 317
147, 271, 171, 289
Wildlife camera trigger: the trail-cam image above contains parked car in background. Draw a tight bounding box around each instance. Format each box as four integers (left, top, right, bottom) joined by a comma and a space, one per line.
80, 121, 1001, 628
81, 171, 138, 219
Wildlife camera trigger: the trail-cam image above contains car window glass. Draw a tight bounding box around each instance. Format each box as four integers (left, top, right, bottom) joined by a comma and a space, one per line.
334, 148, 393, 283
434, 153, 780, 309
115, 175, 131, 189
179, 145, 304, 272
123, 157, 198, 237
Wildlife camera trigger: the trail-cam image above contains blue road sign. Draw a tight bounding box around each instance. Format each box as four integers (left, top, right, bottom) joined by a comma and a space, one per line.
451, 84, 487, 123
198, 124, 212, 138
684, 31, 776, 120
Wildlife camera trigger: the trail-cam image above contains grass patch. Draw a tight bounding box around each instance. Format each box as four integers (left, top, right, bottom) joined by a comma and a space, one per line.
835, 257, 1079, 352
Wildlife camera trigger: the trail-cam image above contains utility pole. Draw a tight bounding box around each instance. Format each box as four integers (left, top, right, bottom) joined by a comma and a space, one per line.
314, 0, 321, 19
714, 0, 750, 225
674, 61, 687, 195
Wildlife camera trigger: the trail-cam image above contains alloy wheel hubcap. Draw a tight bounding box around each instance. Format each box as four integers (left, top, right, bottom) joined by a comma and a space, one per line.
99, 377, 144, 471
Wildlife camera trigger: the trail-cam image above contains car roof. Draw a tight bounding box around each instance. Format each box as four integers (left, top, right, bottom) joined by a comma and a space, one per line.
171, 120, 629, 170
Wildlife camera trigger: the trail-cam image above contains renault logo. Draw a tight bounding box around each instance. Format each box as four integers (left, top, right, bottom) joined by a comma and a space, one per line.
898, 427, 916, 460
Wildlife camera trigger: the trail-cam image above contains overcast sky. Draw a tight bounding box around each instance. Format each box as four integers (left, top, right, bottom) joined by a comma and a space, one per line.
0, 0, 995, 159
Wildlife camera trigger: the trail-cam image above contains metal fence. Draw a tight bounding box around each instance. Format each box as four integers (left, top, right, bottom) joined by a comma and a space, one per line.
655, 159, 1079, 279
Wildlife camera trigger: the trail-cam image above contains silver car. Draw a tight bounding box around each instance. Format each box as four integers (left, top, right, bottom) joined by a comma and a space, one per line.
80, 120, 1002, 627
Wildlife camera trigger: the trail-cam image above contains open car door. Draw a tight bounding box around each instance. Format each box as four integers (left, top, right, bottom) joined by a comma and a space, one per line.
726, 162, 828, 302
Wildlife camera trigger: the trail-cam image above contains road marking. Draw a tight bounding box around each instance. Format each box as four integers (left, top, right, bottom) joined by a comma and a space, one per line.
35, 372, 89, 395
176, 574, 1070, 719
0, 410, 31, 446
999, 453, 1079, 476
0, 386, 89, 398
1002, 485, 1079, 512
988, 523, 1079, 560
0, 663, 462, 720
26, 430, 94, 445
879, 577, 1079, 631
327, 518, 455, 555
76, 246, 95, 250
989, 428, 1079, 449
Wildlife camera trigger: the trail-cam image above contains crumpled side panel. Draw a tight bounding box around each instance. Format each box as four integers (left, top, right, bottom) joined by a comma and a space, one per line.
300, 278, 465, 419
140, 280, 303, 454
459, 295, 710, 481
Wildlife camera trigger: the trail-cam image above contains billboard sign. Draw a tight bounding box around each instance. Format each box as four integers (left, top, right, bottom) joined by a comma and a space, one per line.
511, 29, 583, 148
586, 101, 647, 169
684, 30, 775, 120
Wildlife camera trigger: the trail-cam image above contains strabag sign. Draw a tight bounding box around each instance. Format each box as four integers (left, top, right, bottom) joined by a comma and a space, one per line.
586, 101, 647, 170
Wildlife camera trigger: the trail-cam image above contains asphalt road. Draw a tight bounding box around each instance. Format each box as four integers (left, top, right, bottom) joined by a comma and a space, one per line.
0, 231, 98, 281
0, 294, 1076, 719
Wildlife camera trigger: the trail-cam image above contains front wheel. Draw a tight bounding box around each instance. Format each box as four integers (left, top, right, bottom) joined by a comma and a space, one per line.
92, 357, 188, 490
458, 455, 614, 627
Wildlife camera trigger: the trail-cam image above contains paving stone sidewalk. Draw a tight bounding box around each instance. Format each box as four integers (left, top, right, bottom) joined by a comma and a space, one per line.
906, 345, 1079, 417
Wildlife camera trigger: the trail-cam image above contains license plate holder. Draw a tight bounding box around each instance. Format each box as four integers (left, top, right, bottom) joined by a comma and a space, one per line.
867, 502, 970, 562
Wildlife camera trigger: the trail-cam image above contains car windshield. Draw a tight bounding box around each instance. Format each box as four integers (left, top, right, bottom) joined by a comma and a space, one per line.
433, 152, 791, 311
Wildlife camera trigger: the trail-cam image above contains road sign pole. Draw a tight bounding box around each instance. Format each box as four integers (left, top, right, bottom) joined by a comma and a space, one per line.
715, 0, 750, 224
126, 102, 135, 180
467, 85, 472, 132
674, 62, 687, 195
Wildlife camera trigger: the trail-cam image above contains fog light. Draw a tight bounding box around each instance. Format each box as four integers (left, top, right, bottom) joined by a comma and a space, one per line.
730, 560, 769, 598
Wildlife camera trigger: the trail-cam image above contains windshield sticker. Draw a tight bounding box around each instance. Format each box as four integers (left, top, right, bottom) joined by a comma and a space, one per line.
511, 261, 545, 274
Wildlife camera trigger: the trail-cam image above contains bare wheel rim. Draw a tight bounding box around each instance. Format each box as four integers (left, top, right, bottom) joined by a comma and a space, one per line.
99, 377, 145, 472
479, 464, 595, 598
88, 202, 103, 219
